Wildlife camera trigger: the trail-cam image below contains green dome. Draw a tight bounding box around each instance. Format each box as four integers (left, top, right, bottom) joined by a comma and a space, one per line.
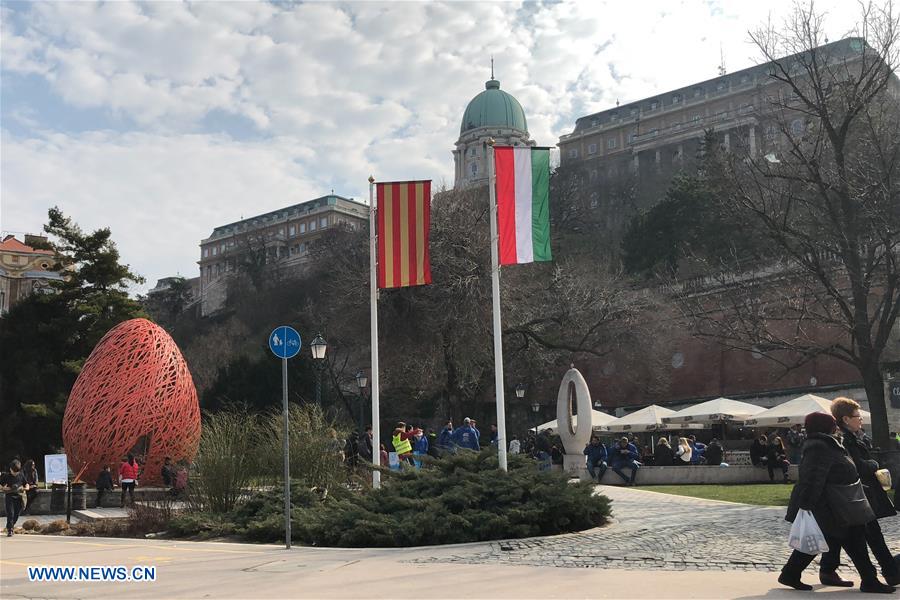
460, 79, 528, 135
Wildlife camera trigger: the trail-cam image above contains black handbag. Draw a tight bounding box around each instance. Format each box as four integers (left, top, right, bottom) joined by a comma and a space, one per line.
826, 479, 876, 527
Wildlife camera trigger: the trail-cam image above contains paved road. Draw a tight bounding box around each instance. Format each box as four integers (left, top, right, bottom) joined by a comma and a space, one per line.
1, 486, 897, 599
411, 485, 900, 572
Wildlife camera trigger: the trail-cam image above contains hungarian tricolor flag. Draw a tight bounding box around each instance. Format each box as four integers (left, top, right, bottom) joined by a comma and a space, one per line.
377, 180, 432, 289
494, 147, 551, 265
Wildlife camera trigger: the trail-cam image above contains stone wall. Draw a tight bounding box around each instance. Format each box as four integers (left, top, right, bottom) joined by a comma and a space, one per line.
566, 462, 799, 486
2, 487, 172, 516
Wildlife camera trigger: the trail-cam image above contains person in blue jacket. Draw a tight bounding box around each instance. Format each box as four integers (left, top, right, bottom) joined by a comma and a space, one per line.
583, 435, 608, 482
437, 421, 453, 455
689, 435, 707, 465
450, 418, 480, 451
610, 437, 640, 485
412, 428, 429, 468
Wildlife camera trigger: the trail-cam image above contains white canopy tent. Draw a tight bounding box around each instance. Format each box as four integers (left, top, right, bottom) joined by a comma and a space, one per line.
533, 409, 617, 433
742, 393, 871, 427
605, 405, 680, 432
662, 397, 766, 425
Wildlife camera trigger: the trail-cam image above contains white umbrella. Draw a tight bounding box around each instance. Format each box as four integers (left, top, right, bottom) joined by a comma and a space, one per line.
662, 397, 766, 424
742, 394, 871, 427
533, 409, 617, 433
605, 405, 678, 432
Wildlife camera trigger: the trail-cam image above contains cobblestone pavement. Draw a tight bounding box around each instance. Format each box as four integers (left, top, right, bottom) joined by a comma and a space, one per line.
410, 485, 900, 572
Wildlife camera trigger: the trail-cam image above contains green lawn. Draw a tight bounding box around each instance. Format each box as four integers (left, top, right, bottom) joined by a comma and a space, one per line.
638, 484, 793, 506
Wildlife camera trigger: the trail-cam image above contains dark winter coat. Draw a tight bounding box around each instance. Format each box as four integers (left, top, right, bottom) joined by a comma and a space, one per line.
95, 470, 113, 491
766, 442, 788, 465
161, 464, 176, 486
838, 424, 896, 520
654, 444, 674, 466
705, 442, 724, 466
786, 433, 865, 539
358, 432, 374, 461
749, 440, 768, 466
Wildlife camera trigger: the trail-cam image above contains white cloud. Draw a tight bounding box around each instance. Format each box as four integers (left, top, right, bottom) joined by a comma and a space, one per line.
1, 131, 322, 286
0, 0, 866, 291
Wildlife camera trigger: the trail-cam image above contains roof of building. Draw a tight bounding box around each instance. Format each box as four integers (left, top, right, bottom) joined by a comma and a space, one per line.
568, 37, 866, 135
206, 194, 367, 240
0, 235, 55, 256
460, 78, 528, 135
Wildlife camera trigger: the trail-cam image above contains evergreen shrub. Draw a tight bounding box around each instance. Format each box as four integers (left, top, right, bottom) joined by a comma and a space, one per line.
171, 451, 610, 546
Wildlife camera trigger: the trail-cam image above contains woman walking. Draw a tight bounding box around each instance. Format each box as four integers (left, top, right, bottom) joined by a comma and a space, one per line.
21, 459, 39, 514
1, 459, 29, 536
675, 437, 692, 466
779, 412, 894, 593
817, 398, 899, 586
118, 454, 140, 507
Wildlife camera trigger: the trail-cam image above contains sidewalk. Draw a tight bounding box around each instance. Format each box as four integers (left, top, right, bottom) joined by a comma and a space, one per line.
0, 534, 862, 599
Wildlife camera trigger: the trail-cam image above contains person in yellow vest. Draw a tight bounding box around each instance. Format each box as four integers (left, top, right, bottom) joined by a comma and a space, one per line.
392, 422, 414, 465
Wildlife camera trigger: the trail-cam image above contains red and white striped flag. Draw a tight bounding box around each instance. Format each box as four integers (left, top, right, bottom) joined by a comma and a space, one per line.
376, 180, 432, 289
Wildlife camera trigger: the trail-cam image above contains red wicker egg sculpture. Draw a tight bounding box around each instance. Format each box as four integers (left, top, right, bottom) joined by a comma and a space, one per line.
63, 318, 201, 485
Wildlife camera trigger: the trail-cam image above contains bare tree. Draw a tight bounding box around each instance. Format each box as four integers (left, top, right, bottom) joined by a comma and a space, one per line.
304, 183, 673, 425
681, 2, 900, 446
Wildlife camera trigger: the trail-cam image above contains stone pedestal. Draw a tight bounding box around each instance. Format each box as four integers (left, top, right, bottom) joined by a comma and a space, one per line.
563, 454, 589, 481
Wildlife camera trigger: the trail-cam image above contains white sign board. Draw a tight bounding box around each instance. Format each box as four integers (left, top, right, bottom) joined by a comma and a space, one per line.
44, 453, 68, 484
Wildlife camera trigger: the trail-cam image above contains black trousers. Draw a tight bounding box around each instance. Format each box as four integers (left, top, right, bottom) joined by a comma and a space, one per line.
820, 519, 898, 576
5, 495, 22, 532
767, 459, 789, 481
121, 481, 135, 506
782, 526, 877, 583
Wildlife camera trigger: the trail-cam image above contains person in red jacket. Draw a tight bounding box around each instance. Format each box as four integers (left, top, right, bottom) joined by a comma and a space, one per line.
118, 454, 140, 507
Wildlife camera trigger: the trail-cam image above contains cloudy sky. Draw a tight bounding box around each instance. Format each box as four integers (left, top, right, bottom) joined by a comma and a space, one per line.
1, 0, 860, 292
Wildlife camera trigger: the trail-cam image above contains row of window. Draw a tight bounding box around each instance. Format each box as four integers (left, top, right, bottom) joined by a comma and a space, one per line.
203, 241, 316, 283
571, 105, 771, 158
587, 74, 762, 129
203, 218, 329, 258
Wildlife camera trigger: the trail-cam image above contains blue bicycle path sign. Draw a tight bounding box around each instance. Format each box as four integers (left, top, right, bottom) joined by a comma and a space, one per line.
269, 326, 302, 359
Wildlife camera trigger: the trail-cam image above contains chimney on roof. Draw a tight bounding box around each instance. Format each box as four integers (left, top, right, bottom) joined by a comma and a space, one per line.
24, 234, 49, 247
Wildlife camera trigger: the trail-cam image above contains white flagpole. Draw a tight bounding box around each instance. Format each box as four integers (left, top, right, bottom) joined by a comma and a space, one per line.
487, 139, 509, 472
368, 175, 381, 489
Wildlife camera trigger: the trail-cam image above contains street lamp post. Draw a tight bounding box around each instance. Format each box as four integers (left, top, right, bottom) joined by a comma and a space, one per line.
311, 333, 327, 406
515, 383, 525, 443
355, 370, 368, 433
531, 399, 540, 437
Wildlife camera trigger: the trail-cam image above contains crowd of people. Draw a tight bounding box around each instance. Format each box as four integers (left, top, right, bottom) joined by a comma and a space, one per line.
342, 418, 506, 470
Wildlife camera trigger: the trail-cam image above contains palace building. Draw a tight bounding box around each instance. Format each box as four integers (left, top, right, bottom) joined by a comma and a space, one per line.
197, 194, 368, 315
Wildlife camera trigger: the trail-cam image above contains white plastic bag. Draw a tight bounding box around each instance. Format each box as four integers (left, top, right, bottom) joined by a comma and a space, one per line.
788, 509, 829, 555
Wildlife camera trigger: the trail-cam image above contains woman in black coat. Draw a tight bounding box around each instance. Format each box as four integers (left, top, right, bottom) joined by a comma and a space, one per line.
654, 438, 674, 466
818, 398, 899, 586
779, 412, 894, 593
